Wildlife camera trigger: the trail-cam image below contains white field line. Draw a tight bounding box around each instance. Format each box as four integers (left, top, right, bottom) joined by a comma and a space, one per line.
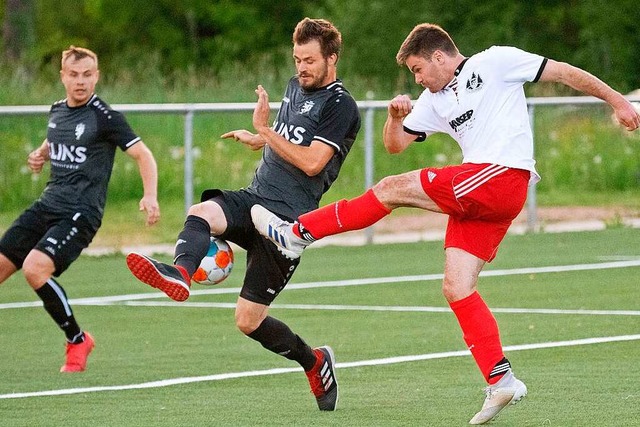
104, 300, 640, 317
1, 333, 638, 400
2, 259, 640, 311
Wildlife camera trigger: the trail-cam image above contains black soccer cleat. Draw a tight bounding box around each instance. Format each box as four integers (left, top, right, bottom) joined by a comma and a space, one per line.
305, 346, 339, 411
126, 252, 191, 302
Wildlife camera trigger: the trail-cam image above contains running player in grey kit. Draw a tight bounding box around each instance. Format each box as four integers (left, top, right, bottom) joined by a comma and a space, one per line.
0, 46, 160, 373
126, 18, 360, 411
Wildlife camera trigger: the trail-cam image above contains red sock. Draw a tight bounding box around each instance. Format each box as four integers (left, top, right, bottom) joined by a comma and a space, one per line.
449, 291, 506, 384
297, 189, 391, 239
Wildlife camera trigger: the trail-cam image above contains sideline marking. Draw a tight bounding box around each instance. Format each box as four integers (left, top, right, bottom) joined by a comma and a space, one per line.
2, 259, 639, 311
1, 334, 638, 400
109, 300, 640, 317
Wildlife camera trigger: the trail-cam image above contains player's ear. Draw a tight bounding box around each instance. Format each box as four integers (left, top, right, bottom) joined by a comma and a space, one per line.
328, 53, 338, 66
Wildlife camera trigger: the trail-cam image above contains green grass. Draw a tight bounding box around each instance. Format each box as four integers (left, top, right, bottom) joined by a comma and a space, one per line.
1, 228, 639, 425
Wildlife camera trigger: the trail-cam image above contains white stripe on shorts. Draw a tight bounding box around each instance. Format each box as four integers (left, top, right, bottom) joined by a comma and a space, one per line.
453, 164, 509, 199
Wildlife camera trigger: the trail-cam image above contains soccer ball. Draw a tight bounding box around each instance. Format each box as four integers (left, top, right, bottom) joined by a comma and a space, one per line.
192, 236, 234, 285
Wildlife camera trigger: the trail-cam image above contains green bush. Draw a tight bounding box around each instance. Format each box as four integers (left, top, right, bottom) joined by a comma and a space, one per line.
2, 73, 640, 213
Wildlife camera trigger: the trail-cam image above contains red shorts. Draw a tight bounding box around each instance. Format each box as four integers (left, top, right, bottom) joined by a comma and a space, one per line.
420, 163, 530, 262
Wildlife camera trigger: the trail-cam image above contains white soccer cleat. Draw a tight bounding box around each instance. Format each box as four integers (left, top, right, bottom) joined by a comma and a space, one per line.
469, 370, 527, 425
250, 204, 310, 259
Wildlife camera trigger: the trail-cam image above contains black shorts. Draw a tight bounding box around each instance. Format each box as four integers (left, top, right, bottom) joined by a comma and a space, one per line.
201, 188, 300, 306
0, 201, 99, 276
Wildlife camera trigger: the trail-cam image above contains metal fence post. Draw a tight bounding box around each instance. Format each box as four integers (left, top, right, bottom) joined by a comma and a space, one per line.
184, 110, 194, 213
364, 105, 375, 244
527, 104, 538, 232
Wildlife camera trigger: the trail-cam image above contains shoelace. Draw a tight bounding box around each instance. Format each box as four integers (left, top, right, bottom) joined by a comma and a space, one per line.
483, 386, 497, 399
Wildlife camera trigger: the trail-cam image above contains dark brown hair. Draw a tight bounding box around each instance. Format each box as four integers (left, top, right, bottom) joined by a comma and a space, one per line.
292, 18, 342, 59
396, 23, 459, 65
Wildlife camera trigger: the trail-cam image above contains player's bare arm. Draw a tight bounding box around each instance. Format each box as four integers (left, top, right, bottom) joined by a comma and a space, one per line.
252, 85, 334, 176
540, 59, 640, 131
220, 130, 266, 151
126, 141, 160, 226
383, 94, 417, 154
27, 139, 50, 173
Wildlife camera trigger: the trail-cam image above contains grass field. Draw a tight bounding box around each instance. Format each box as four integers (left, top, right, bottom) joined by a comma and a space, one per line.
1, 228, 639, 426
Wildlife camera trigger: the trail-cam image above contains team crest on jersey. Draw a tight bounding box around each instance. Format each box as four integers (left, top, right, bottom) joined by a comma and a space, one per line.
299, 100, 315, 114
75, 123, 86, 140
466, 72, 484, 92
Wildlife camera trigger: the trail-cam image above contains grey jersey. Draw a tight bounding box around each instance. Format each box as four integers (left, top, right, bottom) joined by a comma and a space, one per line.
248, 77, 361, 219
41, 94, 140, 224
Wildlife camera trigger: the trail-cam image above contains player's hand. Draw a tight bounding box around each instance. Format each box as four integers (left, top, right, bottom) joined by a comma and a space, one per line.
221, 129, 265, 151
388, 94, 413, 119
252, 85, 270, 131
613, 100, 640, 131
139, 196, 160, 226
27, 149, 47, 173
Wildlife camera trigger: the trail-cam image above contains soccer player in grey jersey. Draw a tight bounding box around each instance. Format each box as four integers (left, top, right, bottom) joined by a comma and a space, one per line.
126, 18, 360, 411
0, 46, 160, 373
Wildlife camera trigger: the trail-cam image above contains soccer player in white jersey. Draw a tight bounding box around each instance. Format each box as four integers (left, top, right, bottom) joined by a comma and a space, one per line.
251, 23, 640, 424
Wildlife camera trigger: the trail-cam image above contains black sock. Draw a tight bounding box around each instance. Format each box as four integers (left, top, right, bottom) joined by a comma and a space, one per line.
297, 223, 317, 242
247, 316, 317, 371
35, 279, 84, 344
489, 357, 512, 381
174, 215, 211, 277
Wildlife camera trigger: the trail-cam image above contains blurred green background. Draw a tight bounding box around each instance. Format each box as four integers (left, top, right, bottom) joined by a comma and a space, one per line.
1, 0, 640, 245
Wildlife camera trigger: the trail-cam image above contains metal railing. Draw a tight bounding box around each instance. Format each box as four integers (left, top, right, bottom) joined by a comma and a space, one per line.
2, 95, 639, 242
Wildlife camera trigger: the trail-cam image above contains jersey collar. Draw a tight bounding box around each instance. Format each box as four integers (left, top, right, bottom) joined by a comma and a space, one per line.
442, 58, 468, 92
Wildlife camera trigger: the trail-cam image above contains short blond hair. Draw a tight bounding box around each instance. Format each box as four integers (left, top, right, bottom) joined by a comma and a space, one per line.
61, 46, 98, 68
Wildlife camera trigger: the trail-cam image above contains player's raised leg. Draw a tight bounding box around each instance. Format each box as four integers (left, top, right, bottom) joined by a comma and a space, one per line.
250, 205, 310, 259
251, 188, 392, 259
126, 253, 191, 302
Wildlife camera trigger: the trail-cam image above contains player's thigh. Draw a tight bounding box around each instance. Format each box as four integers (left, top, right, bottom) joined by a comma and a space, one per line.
33, 214, 98, 277
373, 170, 442, 211
0, 205, 48, 271
0, 253, 18, 283
240, 233, 300, 306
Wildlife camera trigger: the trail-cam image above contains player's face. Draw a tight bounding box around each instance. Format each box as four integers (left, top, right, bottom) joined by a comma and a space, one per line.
60, 56, 99, 107
406, 53, 450, 93
293, 40, 335, 90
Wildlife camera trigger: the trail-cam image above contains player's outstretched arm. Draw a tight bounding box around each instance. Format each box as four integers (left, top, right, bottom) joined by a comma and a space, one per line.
220, 130, 266, 151
539, 60, 640, 131
126, 141, 160, 226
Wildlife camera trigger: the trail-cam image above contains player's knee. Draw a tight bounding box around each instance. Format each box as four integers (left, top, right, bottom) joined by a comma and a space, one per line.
441, 277, 474, 303
187, 202, 225, 233
22, 259, 52, 289
442, 277, 461, 303
235, 311, 261, 335
373, 176, 396, 199
187, 202, 211, 218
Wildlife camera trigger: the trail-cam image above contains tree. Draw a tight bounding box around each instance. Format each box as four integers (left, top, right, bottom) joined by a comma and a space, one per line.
2, 0, 35, 62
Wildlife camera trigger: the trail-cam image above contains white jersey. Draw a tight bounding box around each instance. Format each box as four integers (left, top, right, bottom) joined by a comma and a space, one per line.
403, 46, 547, 184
